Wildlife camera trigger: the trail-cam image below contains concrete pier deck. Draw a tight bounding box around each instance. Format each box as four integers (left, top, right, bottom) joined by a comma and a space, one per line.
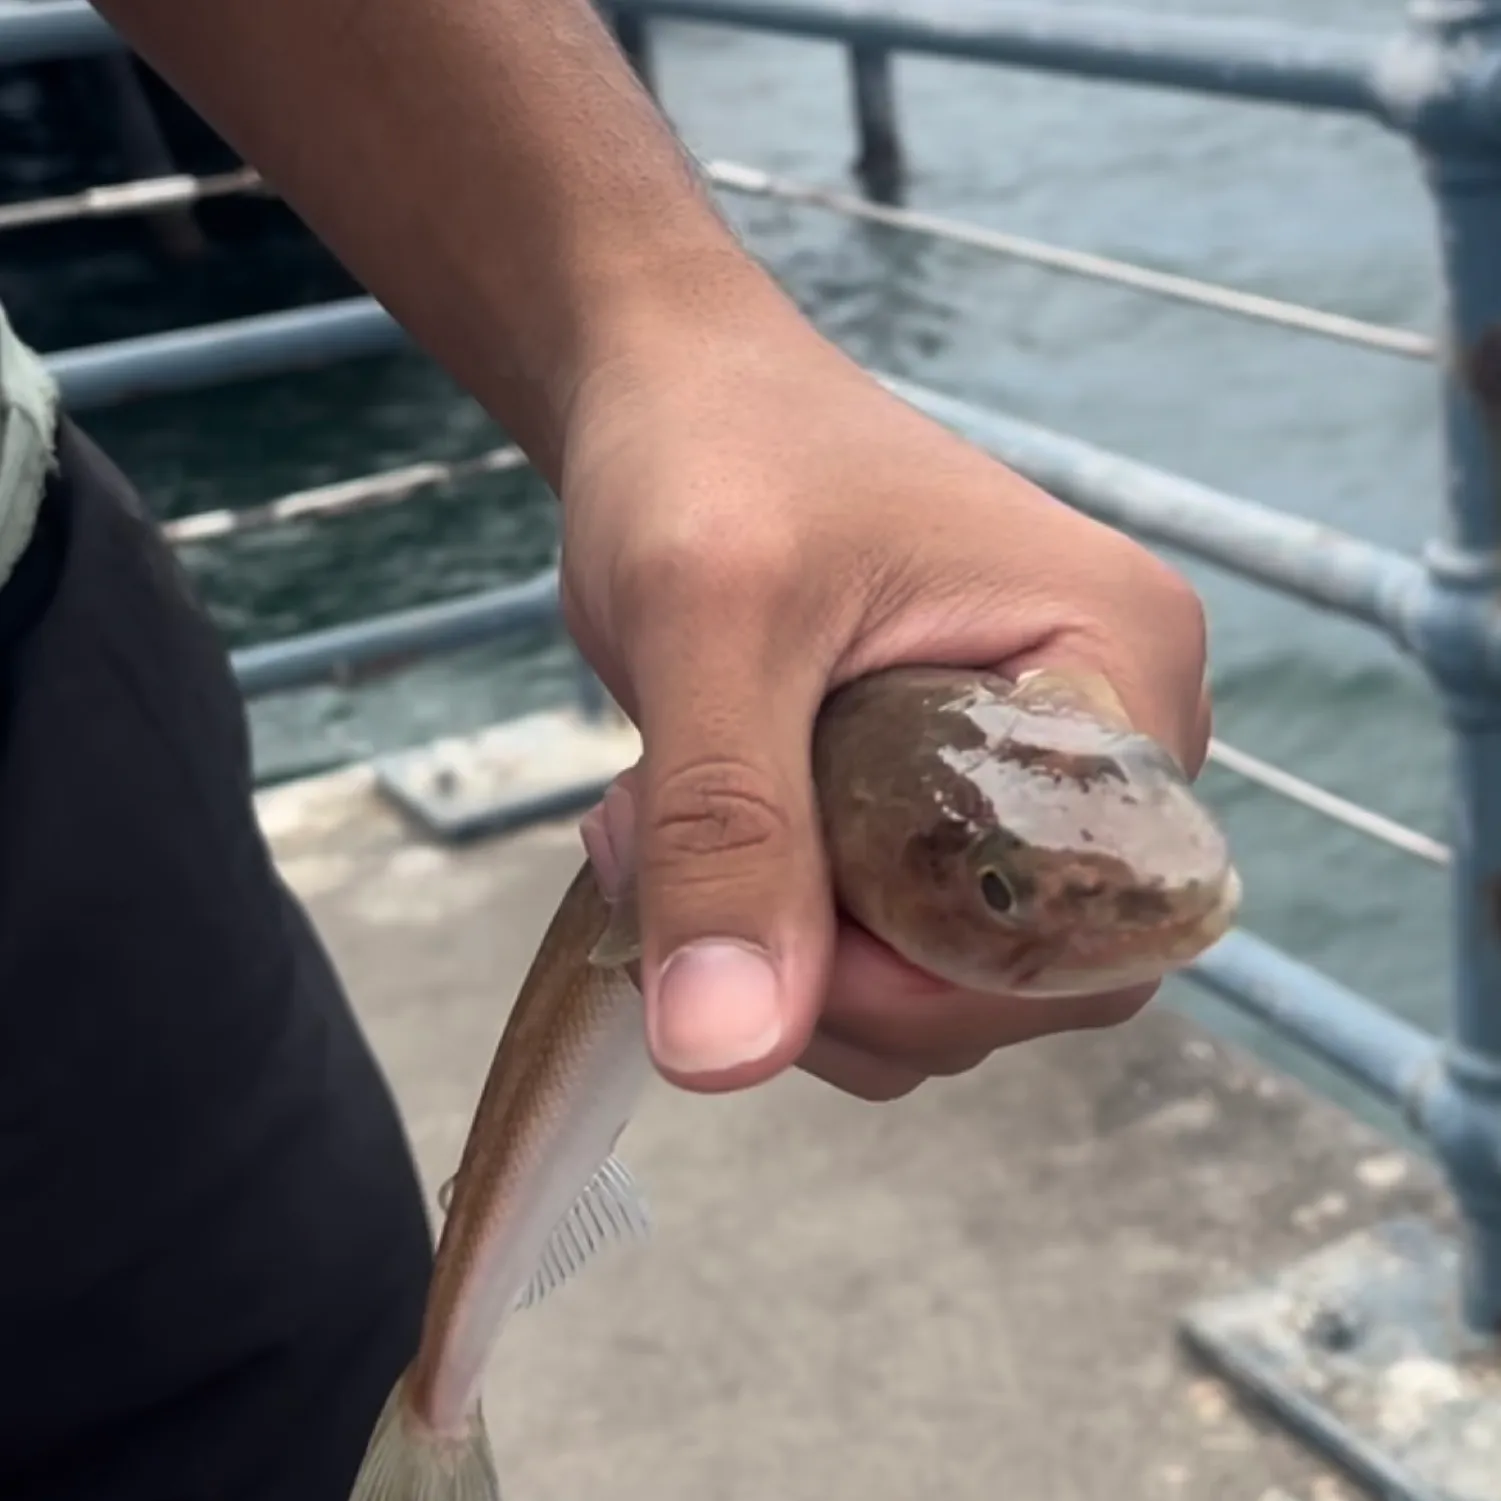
257, 721, 1454, 1501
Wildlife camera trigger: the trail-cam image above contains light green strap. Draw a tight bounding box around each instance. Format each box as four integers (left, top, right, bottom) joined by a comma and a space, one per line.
0, 302, 58, 590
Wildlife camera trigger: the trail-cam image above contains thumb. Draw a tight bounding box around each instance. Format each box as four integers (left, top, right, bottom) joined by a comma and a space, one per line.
625, 647, 835, 1094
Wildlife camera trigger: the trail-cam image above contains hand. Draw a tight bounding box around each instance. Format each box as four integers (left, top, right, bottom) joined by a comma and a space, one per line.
561, 280, 1211, 1101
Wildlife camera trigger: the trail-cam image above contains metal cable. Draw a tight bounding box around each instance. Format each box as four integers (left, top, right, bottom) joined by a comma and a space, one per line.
162, 444, 528, 544
0, 166, 264, 232
0, 158, 1435, 358
1205, 737, 1449, 867
705, 160, 1436, 360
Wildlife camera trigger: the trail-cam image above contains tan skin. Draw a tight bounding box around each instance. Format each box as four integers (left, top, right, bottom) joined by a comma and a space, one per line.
96, 0, 1212, 1105
567, 324, 1210, 1101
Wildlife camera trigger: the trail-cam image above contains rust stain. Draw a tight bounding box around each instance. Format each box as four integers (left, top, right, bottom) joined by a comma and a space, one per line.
1485, 871, 1501, 938
1464, 322, 1501, 423
330, 648, 427, 687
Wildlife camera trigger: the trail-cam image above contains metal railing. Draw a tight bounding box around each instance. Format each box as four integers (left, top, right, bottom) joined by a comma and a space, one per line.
1, 154, 1439, 357
7, 1, 1500, 1490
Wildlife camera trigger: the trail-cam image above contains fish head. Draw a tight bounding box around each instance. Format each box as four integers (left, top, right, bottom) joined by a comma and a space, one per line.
812, 666, 1240, 999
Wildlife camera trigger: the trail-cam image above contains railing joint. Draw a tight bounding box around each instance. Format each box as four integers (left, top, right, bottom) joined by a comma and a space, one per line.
1396, 544, 1501, 697
1371, 6, 1501, 146
1408, 1044, 1501, 1328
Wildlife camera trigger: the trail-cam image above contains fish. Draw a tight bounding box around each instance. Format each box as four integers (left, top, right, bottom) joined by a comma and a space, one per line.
346, 664, 1240, 1501
812, 666, 1241, 999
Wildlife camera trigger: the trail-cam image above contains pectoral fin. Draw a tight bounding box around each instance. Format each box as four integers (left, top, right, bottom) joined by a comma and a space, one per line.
516, 1153, 651, 1310
436, 1152, 650, 1308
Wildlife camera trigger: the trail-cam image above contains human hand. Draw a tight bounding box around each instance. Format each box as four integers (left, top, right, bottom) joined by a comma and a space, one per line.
561, 277, 1211, 1101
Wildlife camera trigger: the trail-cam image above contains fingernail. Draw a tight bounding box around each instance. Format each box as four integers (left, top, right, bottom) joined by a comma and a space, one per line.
651, 940, 783, 1074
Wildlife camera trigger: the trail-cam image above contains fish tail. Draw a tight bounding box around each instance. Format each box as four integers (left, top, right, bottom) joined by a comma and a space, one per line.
348, 1372, 500, 1501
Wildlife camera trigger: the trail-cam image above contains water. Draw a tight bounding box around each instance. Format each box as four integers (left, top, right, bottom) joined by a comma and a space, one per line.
2, 0, 1462, 1122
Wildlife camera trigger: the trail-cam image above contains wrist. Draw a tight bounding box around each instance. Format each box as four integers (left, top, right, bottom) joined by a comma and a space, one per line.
561, 246, 793, 411
551, 251, 835, 481
461, 229, 776, 489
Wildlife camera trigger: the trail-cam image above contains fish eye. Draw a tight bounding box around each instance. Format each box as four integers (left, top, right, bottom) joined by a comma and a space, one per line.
978, 867, 1016, 916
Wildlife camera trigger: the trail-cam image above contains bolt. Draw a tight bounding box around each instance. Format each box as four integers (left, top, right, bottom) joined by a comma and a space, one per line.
1304, 1304, 1361, 1353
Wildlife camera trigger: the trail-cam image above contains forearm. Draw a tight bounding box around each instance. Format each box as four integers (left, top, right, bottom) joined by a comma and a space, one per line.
92, 0, 781, 480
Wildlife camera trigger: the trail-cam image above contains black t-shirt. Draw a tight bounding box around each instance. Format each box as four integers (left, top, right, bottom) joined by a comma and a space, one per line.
0, 419, 432, 1501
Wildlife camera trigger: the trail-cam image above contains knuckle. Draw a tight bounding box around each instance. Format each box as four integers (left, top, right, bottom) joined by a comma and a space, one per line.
646, 757, 794, 869
1078, 540, 1208, 761
1137, 551, 1208, 661
1096, 525, 1203, 625
620, 517, 803, 622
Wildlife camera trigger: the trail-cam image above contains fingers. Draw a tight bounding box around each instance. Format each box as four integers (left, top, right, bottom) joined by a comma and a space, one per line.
1006, 549, 1209, 774
608, 556, 840, 1092
804, 1030, 994, 1089
1007, 632, 1208, 778
797, 1032, 927, 1102
795, 937, 1156, 1102
812, 919, 1157, 1065
584, 775, 1157, 1101
579, 769, 638, 901
575, 528, 1203, 1102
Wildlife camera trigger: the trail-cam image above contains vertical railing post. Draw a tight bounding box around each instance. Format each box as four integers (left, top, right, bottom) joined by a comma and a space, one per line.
611, 9, 656, 95
846, 44, 904, 201
1400, 0, 1501, 1333
93, 52, 207, 260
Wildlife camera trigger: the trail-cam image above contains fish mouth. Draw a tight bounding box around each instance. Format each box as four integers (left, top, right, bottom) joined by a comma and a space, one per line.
1176, 863, 1242, 954
1004, 864, 1243, 1000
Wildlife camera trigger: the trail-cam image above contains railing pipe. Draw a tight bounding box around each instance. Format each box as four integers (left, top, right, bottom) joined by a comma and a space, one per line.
846, 43, 903, 197
230, 571, 559, 699
1400, 0, 1501, 1332
12, 1, 1492, 138
1187, 931, 1436, 1109
45, 311, 1436, 656
606, 0, 1393, 118
0, 0, 117, 64
877, 374, 1428, 650
90, 51, 205, 260
48, 298, 403, 411
606, 5, 656, 91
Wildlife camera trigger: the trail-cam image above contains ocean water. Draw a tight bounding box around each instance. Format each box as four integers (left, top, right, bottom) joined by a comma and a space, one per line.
3, 0, 1465, 1123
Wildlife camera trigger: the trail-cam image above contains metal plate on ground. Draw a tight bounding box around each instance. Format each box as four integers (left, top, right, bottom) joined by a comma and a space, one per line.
374, 708, 641, 843
1181, 1218, 1501, 1501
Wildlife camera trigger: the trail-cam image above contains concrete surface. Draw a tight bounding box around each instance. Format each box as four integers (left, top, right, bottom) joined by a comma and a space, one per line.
258, 734, 1455, 1501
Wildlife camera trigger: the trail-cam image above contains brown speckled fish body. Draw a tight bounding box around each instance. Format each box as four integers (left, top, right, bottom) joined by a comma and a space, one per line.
814, 667, 1237, 998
